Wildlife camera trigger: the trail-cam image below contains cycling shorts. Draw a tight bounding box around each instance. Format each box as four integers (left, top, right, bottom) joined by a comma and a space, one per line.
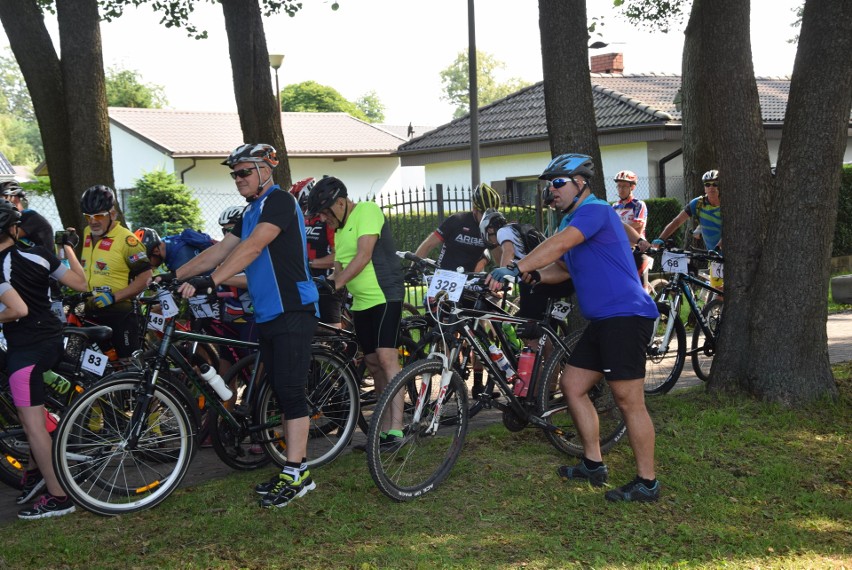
258, 311, 318, 420
7, 337, 62, 407
569, 316, 654, 381
352, 301, 402, 355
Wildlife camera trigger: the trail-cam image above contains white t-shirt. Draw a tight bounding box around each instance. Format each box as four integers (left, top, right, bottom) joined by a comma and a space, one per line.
496, 225, 526, 261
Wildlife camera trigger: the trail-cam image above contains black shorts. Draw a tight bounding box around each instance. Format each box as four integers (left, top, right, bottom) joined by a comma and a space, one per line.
352, 301, 402, 355
258, 311, 318, 420
88, 309, 141, 358
6, 337, 63, 407
569, 316, 654, 381
318, 290, 343, 325
517, 279, 575, 320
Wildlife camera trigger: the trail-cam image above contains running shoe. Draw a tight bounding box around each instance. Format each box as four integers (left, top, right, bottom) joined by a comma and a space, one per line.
259, 471, 315, 508
16, 470, 45, 505
556, 461, 609, 487
604, 477, 661, 502
18, 494, 76, 520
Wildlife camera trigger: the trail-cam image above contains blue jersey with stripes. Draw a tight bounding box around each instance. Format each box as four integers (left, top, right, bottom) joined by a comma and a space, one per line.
686, 196, 722, 251
234, 186, 319, 323
558, 196, 658, 321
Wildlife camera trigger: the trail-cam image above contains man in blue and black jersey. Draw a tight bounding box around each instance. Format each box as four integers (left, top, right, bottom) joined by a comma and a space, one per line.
174, 143, 320, 510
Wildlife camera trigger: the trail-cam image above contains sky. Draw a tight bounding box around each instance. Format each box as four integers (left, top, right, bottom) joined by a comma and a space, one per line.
1, 0, 803, 127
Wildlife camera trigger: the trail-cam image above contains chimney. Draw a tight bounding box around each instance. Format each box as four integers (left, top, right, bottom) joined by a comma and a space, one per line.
590, 52, 624, 74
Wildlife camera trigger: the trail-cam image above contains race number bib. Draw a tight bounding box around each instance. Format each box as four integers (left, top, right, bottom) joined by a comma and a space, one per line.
80, 348, 108, 376
158, 290, 180, 318
661, 251, 688, 274
550, 301, 573, 321
426, 269, 467, 302
710, 261, 724, 279
189, 295, 216, 319
147, 312, 166, 332
51, 300, 65, 322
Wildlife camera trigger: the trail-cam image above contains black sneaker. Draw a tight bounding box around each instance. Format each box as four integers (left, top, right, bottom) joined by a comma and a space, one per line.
254, 472, 284, 496
605, 477, 661, 502
556, 461, 609, 487
16, 470, 45, 505
259, 471, 316, 508
18, 494, 76, 520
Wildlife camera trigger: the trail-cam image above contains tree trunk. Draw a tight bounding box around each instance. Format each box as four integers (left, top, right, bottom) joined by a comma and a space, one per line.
221, 0, 291, 190
743, 0, 851, 404
696, 0, 772, 396
538, 0, 606, 199
680, 0, 718, 204
56, 0, 116, 225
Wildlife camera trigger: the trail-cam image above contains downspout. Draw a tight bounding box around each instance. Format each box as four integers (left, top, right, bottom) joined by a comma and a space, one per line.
179, 158, 197, 184
657, 148, 682, 198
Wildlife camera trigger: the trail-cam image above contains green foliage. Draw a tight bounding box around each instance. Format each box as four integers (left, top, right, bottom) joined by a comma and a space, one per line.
20, 176, 52, 197
105, 66, 168, 108
127, 169, 203, 234
354, 90, 385, 123
0, 114, 42, 166
280, 80, 368, 121
833, 164, 852, 256
613, 0, 688, 33
0, 47, 34, 122
645, 197, 685, 242
439, 50, 532, 119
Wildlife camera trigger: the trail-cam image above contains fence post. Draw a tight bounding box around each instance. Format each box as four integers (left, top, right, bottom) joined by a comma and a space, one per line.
436, 184, 445, 224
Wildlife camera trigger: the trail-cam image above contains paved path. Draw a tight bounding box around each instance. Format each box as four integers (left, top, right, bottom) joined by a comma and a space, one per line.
2, 313, 850, 525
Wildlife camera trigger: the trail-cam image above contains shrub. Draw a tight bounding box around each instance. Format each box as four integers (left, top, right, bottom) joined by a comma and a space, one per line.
833, 164, 852, 257
127, 169, 203, 235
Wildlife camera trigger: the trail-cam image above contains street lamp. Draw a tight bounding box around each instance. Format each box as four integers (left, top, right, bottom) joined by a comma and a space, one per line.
269, 53, 284, 114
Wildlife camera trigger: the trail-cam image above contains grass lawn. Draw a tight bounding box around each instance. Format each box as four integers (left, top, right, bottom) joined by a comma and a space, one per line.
3, 365, 850, 569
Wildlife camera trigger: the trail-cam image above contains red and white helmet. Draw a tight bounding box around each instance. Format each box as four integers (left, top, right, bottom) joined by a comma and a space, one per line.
289, 177, 315, 211
613, 170, 638, 185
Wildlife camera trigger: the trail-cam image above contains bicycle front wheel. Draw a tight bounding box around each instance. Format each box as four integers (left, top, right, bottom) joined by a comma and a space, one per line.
691, 299, 723, 382
52, 376, 195, 516
535, 345, 627, 457
366, 358, 469, 501
256, 349, 359, 469
644, 300, 686, 395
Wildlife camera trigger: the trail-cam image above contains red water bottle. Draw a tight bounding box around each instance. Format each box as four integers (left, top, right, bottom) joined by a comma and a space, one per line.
515, 348, 535, 397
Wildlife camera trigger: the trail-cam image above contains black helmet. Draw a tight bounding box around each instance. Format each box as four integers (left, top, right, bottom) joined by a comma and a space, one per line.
306, 176, 347, 216
0, 200, 21, 233
539, 154, 595, 181
0, 181, 25, 198
478, 208, 506, 239
221, 143, 279, 168
80, 185, 116, 214
133, 227, 162, 257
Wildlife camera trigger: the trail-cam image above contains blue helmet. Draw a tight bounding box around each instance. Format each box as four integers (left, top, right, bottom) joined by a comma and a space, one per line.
539, 154, 595, 181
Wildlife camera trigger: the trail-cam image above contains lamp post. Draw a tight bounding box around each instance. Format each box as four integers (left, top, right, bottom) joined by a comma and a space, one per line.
269, 53, 284, 114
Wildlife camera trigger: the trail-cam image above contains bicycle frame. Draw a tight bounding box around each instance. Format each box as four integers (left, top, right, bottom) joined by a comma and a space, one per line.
656, 271, 724, 355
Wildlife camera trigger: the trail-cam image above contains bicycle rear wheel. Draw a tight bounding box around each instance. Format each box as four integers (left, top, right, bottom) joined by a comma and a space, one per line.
0, 397, 26, 489
691, 299, 723, 382
52, 376, 195, 516
644, 299, 686, 395
256, 349, 359, 469
535, 345, 627, 457
366, 358, 468, 501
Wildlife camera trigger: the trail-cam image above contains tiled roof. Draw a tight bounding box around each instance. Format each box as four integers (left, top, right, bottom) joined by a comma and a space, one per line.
108, 108, 407, 158
377, 124, 438, 140
398, 74, 796, 154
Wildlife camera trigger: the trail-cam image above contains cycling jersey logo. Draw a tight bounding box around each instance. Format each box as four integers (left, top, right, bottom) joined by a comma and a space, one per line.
96, 261, 108, 271
98, 238, 113, 251
84, 235, 92, 247
129, 253, 146, 263
454, 234, 484, 247
305, 226, 323, 238
126, 235, 140, 247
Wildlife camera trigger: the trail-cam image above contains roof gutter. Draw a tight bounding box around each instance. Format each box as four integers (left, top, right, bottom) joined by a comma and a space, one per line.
179, 158, 197, 184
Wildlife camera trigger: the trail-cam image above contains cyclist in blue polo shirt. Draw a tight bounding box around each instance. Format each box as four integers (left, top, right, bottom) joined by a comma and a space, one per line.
487, 154, 661, 503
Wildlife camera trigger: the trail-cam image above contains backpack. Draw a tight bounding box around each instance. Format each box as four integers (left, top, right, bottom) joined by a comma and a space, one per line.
171, 229, 216, 252
510, 223, 547, 255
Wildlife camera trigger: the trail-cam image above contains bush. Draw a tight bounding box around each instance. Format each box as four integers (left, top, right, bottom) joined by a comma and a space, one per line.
833, 164, 852, 257
127, 169, 203, 235
645, 197, 684, 243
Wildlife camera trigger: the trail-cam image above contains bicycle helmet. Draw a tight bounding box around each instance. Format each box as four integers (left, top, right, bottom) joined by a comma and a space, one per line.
702, 170, 719, 182
80, 185, 116, 214
0, 181, 25, 197
306, 176, 348, 216
539, 153, 595, 181
289, 177, 315, 211
218, 205, 244, 226
471, 183, 501, 212
133, 227, 162, 257
221, 143, 279, 168
614, 170, 638, 185
0, 200, 21, 233
478, 208, 506, 240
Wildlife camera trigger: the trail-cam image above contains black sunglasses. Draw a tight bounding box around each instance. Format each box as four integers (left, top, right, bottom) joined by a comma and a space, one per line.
230, 168, 254, 180
703, 182, 718, 188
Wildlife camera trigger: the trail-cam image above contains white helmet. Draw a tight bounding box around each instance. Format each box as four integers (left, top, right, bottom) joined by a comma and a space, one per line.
218, 205, 244, 226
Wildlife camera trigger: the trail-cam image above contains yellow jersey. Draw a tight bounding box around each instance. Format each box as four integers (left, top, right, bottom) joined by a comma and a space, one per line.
81, 222, 149, 304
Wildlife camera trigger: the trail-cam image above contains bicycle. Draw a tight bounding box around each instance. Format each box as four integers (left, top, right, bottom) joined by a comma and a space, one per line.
51, 280, 360, 515
643, 246, 725, 394
364, 263, 625, 501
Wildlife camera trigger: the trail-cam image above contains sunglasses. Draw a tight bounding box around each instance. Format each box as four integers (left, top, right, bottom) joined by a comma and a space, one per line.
84, 211, 111, 222
549, 177, 576, 189
230, 168, 254, 180
704, 182, 719, 188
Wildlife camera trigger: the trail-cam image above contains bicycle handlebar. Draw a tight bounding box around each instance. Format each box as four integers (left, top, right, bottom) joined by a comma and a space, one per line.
647, 245, 724, 263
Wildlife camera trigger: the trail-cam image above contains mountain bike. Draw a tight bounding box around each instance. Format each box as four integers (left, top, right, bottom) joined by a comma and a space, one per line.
643, 246, 725, 394
364, 263, 625, 501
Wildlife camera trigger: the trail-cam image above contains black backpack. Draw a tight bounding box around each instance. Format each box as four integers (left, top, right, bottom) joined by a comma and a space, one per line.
510, 223, 547, 255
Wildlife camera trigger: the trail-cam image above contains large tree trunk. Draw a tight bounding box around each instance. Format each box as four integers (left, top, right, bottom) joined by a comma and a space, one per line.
538, 0, 606, 199
56, 0, 115, 221
743, 0, 851, 404
680, 0, 718, 205
698, 0, 772, 395
221, 0, 291, 190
